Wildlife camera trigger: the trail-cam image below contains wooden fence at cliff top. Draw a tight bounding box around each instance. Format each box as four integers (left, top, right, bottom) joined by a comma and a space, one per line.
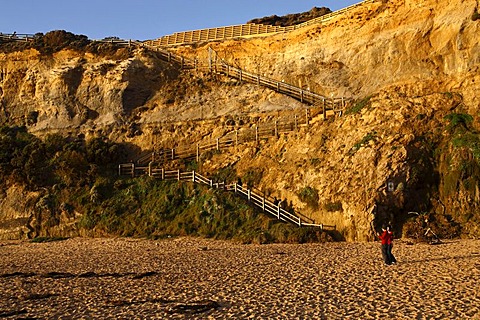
1, 0, 376, 47
0, 33, 35, 42
145, 23, 295, 47
144, 0, 376, 47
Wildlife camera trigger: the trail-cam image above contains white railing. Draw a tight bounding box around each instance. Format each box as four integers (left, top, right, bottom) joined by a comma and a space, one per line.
117, 166, 336, 230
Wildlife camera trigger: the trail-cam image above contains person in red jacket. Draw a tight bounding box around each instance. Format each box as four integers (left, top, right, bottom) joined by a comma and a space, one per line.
378, 224, 396, 265
386, 224, 396, 265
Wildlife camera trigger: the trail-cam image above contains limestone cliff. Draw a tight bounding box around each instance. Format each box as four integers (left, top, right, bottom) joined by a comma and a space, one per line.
1, 0, 479, 241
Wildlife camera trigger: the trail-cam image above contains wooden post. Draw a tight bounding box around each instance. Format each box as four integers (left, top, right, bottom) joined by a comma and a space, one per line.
171, 149, 175, 160
300, 90, 304, 103
276, 82, 280, 92
192, 170, 196, 182
208, 47, 212, 72
239, 70, 242, 82
234, 183, 237, 193
214, 50, 218, 74
131, 163, 135, 178
161, 168, 165, 180
277, 202, 281, 219
216, 138, 220, 151
177, 170, 180, 181
118, 164, 121, 176
148, 162, 152, 177
323, 98, 327, 120
235, 130, 238, 145
196, 143, 200, 162
262, 197, 265, 211
248, 189, 251, 201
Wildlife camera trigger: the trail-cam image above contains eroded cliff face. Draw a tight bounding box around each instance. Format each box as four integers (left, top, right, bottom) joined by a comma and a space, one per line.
1, 0, 479, 240
176, 0, 479, 104
168, 0, 480, 241
0, 47, 181, 137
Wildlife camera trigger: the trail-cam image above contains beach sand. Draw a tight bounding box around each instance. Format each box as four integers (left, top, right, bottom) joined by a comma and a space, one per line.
0, 237, 479, 319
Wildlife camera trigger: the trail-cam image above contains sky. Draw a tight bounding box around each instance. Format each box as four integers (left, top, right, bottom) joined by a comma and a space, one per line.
0, 0, 360, 41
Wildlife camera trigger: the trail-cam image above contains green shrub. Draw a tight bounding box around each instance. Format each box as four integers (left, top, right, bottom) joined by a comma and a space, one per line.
298, 186, 319, 209
444, 113, 473, 133
324, 201, 343, 212
345, 96, 372, 115
86, 137, 121, 166
309, 158, 321, 166
242, 168, 263, 188
472, 10, 480, 21
452, 132, 480, 159
212, 165, 236, 183
31, 237, 68, 243
350, 131, 377, 155
443, 92, 454, 99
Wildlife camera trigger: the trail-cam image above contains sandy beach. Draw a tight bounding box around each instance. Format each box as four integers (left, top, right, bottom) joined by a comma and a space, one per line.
0, 237, 479, 319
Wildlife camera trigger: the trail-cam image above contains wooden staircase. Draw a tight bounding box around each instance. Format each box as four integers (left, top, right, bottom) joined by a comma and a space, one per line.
117, 167, 335, 230
132, 110, 313, 166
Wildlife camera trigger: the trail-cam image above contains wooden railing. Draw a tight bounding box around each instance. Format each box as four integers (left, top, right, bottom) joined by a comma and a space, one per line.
145, 0, 376, 47
1, 25, 352, 107
132, 111, 314, 166
116, 167, 335, 229
0, 33, 35, 42
145, 23, 295, 47
141, 45, 349, 107
2, 0, 377, 49
213, 59, 346, 108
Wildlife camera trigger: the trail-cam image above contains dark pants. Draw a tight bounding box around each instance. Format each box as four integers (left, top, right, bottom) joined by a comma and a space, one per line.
381, 244, 390, 265
387, 244, 396, 264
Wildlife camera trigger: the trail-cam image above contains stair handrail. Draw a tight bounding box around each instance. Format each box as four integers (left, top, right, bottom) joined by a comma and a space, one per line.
131, 109, 312, 165
117, 164, 335, 229
214, 58, 344, 107
153, 168, 333, 229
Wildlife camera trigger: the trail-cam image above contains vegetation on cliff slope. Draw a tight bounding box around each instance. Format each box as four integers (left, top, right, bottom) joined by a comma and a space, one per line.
400, 111, 480, 240
0, 126, 332, 243
248, 7, 332, 27
0, 30, 134, 58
